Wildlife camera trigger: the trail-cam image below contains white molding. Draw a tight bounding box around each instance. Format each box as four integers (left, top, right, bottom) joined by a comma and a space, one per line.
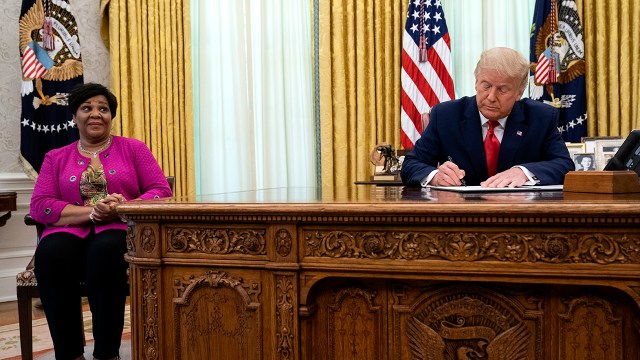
0, 172, 31, 181
0, 172, 35, 192
0, 267, 28, 302
0, 266, 27, 279
0, 295, 16, 303
0, 248, 34, 260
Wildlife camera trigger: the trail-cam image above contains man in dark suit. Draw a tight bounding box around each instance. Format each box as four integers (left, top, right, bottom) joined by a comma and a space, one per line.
401, 47, 574, 187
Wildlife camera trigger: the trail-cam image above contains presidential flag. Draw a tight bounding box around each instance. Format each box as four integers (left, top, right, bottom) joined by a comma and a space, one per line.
400, 0, 455, 149
19, 0, 83, 178
529, 0, 586, 142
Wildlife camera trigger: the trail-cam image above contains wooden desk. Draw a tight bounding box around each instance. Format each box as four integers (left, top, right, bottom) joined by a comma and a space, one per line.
0, 192, 17, 227
118, 186, 640, 360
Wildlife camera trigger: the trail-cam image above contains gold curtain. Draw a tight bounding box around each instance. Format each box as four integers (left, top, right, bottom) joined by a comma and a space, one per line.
99, 0, 195, 197
317, 1, 405, 197
576, 0, 640, 136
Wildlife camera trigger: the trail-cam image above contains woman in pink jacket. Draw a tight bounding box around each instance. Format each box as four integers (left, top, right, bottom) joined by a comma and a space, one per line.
30, 83, 172, 360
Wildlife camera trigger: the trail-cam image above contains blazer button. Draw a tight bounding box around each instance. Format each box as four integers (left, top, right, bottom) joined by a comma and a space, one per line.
44, 208, 51, 214
104, 154, 110, 158
78, 160, 85, 165
154, 195, 160, 199
109, 170, 116, 175
70, 175, 77, 182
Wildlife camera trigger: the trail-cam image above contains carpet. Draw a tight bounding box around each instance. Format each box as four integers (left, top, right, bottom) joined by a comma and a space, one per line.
0, 306, 130, 359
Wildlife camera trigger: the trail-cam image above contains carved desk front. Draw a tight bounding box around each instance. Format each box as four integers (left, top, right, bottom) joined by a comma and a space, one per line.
118, 186, 640, 360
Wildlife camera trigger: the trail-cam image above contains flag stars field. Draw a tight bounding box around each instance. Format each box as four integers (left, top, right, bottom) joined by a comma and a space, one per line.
21, 119, 76, 133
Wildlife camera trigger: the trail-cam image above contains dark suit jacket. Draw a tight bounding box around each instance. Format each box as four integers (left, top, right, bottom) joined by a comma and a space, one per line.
401, 96, 574, 186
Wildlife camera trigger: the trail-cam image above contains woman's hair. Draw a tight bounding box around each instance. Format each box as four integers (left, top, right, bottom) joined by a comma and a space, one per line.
474, 47, 530, 91
578, 155, 592, 163
68, 83, 118, 118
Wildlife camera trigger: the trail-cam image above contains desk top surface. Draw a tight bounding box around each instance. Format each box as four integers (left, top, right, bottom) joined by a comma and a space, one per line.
118, 186, 640, 217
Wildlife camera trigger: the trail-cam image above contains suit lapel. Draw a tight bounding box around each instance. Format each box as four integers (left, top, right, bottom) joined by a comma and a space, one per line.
462, 97, 487, 178
499, 100, 528, 171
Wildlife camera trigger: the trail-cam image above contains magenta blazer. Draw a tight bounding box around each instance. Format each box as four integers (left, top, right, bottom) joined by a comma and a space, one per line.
30, 136, 172, 240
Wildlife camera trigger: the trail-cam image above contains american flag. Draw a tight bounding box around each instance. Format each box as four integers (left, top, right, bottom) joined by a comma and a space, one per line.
535, 48, 560, 84
401, 0, 454, 149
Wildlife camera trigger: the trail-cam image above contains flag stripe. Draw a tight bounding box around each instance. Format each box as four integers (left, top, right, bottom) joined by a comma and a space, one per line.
400, 105, 422, 145
402, 49, 439, 109
401, 87, 423, 131
400, 69, 429, 115
430, 35, 455, 99
22, 47, 47, 79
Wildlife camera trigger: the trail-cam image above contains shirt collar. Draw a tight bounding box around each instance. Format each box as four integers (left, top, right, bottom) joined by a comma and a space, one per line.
479, 111, 507, 128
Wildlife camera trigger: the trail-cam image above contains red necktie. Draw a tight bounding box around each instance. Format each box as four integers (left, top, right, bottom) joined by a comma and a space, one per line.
484, 120, 500, 177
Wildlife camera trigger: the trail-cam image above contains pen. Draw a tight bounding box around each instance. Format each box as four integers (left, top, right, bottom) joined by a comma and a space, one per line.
447, 156, 467, 186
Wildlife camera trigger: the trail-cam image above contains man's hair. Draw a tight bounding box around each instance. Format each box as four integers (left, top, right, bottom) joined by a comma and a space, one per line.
474, 47, 529, 91
68, 83, 118, 118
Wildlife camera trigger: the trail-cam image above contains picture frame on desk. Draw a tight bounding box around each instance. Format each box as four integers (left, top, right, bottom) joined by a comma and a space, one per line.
594, 138, 625, 170
565, 142, 586, 162
572, 153, 596, 171
581, 135, 622, 154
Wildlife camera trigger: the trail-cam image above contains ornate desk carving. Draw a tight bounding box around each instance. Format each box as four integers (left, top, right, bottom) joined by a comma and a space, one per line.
119, 187, 640, 359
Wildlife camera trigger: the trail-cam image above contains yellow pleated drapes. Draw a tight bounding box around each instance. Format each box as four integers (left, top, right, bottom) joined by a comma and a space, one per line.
317, 1, 405, 197
576, 0, 640, 137
99, 0, 195, 197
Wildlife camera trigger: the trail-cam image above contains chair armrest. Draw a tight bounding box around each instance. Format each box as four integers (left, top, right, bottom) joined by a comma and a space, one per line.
24, 213, 46, 242
24, 213, 38, 226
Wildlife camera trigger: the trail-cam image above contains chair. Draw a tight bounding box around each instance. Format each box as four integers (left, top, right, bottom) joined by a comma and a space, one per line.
16, 176, 175, 360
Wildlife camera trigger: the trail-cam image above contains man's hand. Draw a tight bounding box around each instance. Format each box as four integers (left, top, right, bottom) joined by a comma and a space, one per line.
430, 161, 466, 186
481, 167, 528, 188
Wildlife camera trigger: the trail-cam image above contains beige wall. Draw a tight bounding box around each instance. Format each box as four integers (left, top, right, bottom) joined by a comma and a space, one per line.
0, 0, 110, 302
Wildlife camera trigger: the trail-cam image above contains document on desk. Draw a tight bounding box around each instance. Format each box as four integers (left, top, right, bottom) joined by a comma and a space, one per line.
428, 185, 563, 193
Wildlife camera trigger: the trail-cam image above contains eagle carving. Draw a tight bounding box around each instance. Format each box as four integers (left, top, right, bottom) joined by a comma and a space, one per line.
406, 317, 529, 360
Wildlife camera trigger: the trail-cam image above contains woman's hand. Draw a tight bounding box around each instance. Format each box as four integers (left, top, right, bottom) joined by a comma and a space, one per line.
92, 193, 127, 222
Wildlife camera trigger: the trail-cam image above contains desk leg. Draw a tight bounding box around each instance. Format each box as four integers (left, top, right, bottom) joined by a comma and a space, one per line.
273, 272, 298, 360
129, 266, 163, 360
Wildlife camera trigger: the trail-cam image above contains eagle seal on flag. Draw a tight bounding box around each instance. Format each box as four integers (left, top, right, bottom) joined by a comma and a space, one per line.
19, 0, 84, 177
529, 0, 587, 142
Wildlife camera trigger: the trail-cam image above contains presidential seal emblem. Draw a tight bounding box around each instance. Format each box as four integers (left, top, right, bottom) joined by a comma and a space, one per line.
530, 0, 585, 109
529, 0, 587, 142
19, 0, 84, 176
